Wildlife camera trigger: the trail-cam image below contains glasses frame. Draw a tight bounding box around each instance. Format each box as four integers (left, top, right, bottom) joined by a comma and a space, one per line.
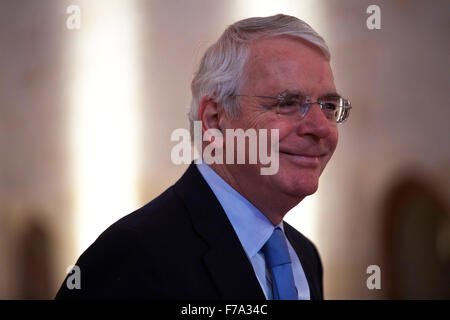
230, 91, 352, 124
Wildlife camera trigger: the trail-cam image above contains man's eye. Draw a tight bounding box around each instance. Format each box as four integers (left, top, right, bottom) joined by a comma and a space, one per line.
283, 100, 297, 106
320, 102, 338, 120
322, 102, 337, 110
280, 100, 300, 108
277, 101, 299, 113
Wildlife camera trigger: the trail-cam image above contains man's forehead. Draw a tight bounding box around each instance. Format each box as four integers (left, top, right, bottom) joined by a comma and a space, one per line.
248, 35, 327, 64
244, 36, 335, 94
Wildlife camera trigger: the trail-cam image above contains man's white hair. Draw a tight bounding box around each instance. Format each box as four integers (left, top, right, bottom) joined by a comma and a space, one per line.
188, 14, 330, 135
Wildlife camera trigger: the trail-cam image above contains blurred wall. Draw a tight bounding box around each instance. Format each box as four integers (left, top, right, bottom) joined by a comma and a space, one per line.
0, 0, 72, 299
0, 0, 449, 299
316, 0, 450, 298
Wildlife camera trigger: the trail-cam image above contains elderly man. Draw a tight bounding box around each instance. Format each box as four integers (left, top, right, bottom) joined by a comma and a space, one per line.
56, 14, 351, 300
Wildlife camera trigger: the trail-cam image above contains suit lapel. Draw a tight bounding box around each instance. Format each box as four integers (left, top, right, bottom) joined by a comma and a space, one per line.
284, 221, 321, 300
173, 163, 266, 300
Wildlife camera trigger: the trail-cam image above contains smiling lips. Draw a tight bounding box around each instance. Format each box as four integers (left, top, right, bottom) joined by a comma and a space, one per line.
280, 151, 325, 167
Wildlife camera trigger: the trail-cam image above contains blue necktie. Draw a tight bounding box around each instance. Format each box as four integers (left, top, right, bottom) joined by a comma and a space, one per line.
262, 227, 298, 300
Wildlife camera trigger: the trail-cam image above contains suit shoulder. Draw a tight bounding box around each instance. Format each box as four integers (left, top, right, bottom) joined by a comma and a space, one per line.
283, 221, 319, 253
283, 221, 323, 272
55, 186, 190, 299
106, 185, 190, 234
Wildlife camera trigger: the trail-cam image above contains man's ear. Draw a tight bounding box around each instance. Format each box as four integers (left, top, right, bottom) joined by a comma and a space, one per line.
198, 96, 222, 134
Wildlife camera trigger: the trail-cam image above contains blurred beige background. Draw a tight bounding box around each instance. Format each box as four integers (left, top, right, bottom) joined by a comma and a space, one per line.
0, 0, 449, 299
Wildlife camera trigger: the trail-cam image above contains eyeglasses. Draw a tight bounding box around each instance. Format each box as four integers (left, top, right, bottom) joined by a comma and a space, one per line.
231, 91, 352, 124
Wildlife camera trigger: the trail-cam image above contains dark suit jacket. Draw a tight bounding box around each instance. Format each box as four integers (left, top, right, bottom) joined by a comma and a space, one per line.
55, 163, 323, 299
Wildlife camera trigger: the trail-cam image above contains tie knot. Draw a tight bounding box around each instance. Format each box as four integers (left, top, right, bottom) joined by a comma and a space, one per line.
262, 227, 291, 268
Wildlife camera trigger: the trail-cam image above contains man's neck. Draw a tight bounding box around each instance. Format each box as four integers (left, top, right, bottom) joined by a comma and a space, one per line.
208, 163, 302, 225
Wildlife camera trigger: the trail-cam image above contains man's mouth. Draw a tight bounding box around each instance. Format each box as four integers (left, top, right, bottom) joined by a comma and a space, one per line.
280, 151, 325, 167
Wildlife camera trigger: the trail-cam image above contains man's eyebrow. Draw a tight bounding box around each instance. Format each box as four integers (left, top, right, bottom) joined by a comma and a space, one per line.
282, 90, 341, 99
283, 90, 305, 96
319, 92, 342, 99
276, 90, 306, 99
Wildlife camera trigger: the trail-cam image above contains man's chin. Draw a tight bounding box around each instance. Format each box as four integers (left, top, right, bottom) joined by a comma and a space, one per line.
293, 184, 318, 198
275, 166, 320, 195
284, 175, 320, 198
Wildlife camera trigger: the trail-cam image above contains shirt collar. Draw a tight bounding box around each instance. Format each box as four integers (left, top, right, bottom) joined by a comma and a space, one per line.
196, 161, 283, 258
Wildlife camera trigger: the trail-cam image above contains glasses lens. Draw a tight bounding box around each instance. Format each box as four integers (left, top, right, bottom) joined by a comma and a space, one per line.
319, 100, 339, 121
335, 98, 351, 123
265, 93, 351, 124
277, 94, 305, 116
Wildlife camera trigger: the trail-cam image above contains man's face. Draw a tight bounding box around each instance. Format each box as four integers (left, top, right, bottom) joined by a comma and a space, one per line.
219, 36, 338, 207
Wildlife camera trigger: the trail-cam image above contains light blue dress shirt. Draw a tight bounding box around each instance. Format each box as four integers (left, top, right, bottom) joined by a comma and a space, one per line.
196, 162, 310, 300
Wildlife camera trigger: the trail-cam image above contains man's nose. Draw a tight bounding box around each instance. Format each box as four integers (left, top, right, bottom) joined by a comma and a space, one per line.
296, 103, 332, 138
